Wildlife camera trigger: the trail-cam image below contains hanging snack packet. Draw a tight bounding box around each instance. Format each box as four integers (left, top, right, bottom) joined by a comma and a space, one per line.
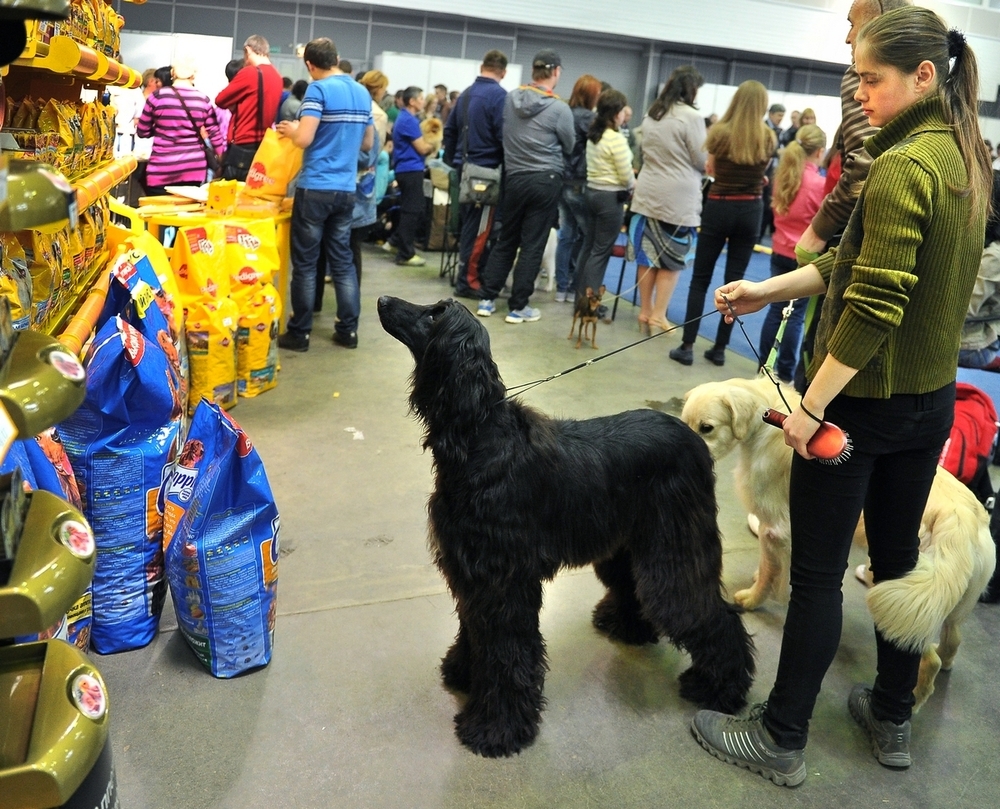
58, 316, 179, 653
186, 298, 238, 414
0, 234, 33, 330
237, 283, 281, 398
164, 401, 279, 677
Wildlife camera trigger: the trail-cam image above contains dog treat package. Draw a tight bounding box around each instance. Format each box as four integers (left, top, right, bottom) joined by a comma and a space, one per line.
58, 316, 180, 653
19, 230, 56, 327
186, 298, 239, 414
223, 221, 278, 306
163, 401, 279, 678
170, 223, 230, 307
237, 283, 281, 398
100, 250, 187, 422
0, 233, 33, 330
5, 432, 93, 652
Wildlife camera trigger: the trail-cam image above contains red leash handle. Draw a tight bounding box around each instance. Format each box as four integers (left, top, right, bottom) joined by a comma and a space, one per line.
761, 409, 852, 464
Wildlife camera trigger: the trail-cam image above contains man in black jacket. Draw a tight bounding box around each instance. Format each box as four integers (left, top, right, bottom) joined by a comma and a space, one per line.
443, 50, 508, 298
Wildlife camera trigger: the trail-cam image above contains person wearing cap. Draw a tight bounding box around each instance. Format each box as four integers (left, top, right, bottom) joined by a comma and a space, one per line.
476, 49, 575, 324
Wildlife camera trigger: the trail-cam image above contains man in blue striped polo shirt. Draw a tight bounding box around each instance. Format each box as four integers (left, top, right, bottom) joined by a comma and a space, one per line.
277, 37, 374, 351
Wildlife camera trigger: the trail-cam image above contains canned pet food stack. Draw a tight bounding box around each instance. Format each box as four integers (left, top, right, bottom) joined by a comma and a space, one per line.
0, 297, 121, 809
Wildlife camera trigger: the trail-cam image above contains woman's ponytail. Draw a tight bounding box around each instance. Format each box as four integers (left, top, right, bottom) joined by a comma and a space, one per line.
772, 124, 826, 216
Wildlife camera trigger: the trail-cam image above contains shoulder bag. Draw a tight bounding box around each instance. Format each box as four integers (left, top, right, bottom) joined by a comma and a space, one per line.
457, 91, 502, 207
170, 88, 221, 177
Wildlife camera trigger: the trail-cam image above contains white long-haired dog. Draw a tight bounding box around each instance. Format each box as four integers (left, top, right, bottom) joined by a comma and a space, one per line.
681, 375, 996, 710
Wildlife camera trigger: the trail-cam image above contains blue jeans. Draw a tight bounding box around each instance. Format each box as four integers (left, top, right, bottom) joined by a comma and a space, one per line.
958, 341, 1000, 369
288, 187, 358, 338
555, 184, 586, 293
757, 253, 807, 381
763, 383, 955, 749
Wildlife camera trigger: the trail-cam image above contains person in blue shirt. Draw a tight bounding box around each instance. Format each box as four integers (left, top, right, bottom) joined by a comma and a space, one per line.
276, 37, 374, 351
385, 86, 436, 266
442, 49, 508, 298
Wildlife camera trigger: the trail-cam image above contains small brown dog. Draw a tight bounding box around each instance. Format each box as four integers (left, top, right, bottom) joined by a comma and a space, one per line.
420, 118, 444, 158
568, 285, 605, 349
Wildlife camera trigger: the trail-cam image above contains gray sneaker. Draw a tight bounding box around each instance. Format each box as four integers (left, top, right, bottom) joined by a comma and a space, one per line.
848, 684, 911, 768
691, 703, 806, 787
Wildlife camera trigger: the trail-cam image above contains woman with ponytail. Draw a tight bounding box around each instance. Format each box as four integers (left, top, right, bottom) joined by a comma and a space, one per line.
692, 6, 993, 787
574, 88, 635, 299
669, 80, 775, 366
756, 124, 827, 382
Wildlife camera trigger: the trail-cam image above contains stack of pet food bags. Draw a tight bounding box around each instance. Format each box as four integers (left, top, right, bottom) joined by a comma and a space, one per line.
170, 219, 282, 412
5, 430, 93, 652
57, 241, 186, 653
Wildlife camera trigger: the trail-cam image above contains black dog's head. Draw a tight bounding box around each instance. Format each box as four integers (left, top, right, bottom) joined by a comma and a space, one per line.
378, 296, 507, 457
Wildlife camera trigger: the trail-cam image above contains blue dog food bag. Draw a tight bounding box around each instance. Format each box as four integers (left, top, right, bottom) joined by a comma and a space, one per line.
58, 315, 179, 653
163, 401, 279, 677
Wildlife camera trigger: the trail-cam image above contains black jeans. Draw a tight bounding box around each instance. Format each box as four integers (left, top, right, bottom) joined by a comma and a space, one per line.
455, 201, 498, 295
393, 171, 425, 261
575, 188, 625, 296
762, 383, 956, 750
681, 197, 762, 347
479, 171, 561, 312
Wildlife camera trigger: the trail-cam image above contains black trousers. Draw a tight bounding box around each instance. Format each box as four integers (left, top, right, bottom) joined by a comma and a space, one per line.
455, 202, 498, 296
393, 171, 425, 261
762, 383, 956, 750
574, 188, 625, 296
681, 197, 762, 347
479, 171, 561, 312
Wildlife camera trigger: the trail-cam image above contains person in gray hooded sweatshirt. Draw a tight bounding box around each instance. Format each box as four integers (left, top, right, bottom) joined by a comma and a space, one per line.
477, 49, 575, 323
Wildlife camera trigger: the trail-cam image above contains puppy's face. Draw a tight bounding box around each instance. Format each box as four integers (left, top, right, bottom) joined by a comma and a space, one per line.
377, 296, 457, 361
681, 381, 763, 461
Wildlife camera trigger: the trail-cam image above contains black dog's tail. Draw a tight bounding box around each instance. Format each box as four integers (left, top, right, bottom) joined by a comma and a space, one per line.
631, 436, 756, 713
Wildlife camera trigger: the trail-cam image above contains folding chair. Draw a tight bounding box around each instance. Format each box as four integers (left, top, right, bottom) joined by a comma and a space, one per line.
440, 168, 461, 285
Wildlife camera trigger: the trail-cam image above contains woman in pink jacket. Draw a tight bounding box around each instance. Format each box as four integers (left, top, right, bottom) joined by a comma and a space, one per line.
756, 124, 827, 382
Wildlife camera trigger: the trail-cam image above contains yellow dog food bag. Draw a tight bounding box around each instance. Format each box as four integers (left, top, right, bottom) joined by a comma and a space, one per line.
237, 283, 282, 398
171, 223, 229, 307
224, 220, 278, 305
186, 298, 239, 414
0, 234, 33, 330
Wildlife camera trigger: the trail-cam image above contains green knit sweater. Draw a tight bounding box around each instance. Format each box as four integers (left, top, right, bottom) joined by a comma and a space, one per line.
812, 95, 985, 398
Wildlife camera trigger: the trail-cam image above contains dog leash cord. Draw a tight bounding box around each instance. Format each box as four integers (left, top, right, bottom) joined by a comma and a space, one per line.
503, 310, 718, 399
720, 294, 795, 414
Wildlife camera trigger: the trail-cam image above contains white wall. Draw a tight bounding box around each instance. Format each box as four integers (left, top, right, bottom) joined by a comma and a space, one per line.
350, 0, 1000, 102
699, 84, 842, 136
119, 32, 235, 102
374, 53, 523, 95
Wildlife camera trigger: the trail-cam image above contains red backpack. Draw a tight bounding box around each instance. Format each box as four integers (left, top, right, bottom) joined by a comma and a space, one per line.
939, 383, 999, 492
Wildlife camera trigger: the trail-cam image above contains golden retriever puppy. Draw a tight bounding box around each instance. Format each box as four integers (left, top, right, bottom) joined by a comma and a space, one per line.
681, 375, 996, 710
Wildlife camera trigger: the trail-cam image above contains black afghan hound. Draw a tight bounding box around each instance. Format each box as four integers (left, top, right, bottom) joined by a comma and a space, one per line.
378, 296, 755, 757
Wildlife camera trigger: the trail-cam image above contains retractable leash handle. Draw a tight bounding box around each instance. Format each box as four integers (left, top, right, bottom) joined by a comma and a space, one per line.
761, 409, 852, 464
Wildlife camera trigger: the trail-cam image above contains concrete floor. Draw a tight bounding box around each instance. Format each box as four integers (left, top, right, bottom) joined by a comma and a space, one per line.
95, 247, 1000, 808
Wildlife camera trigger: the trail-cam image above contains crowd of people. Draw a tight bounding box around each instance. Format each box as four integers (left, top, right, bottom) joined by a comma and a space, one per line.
106, 0, 1000, 791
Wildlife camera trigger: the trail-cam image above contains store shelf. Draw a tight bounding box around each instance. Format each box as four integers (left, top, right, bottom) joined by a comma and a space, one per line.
73, 155, 137, 210
12, 36, 140, 89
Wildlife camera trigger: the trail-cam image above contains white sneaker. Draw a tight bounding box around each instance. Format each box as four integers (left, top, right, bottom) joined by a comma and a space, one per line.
505, 306, 541, 324
477, 299, 496, 317
555, 291, 568, 303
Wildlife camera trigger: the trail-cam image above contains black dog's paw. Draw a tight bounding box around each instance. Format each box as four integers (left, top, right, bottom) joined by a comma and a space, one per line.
454, 706, 539, 758
441, 643, 472, 693
678, 666, 749, 715
591, 593, 660, 645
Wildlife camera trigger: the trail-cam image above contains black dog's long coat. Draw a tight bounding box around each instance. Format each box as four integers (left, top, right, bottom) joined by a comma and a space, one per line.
378, 297, 755, 757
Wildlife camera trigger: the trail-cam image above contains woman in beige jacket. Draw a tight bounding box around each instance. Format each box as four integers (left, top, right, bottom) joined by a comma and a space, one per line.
629, 66, 707, 333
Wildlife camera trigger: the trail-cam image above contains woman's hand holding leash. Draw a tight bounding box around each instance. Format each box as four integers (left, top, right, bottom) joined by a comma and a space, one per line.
716, 281, 769, 323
